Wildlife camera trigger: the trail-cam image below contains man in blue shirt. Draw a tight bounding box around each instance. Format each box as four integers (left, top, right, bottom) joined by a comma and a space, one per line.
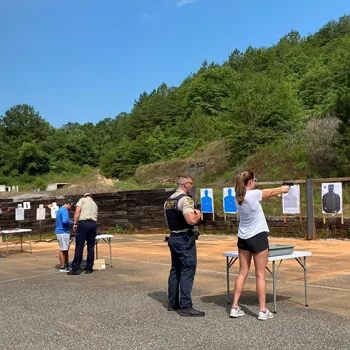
55, 200, 74, 272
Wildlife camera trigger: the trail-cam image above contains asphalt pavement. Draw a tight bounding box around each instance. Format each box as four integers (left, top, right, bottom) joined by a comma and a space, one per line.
0, 234, 349, 350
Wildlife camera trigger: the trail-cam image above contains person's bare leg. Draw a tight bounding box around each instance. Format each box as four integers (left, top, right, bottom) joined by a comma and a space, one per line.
253, 249, 268, 311
58, 250, 65, 267
63, 250, 69, 266
232, 249, 252, 308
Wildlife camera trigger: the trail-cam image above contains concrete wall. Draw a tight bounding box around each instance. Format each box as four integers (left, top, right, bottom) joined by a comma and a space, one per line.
0, 189, 349, 238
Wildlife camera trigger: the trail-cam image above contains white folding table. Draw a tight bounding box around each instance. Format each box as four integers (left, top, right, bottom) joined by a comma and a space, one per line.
223, 250, 312, 312
70, 234, 114, 267
95, 234, 113, 267
0, 229, 33, 256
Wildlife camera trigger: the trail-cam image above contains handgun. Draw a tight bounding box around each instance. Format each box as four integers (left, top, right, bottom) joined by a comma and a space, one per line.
282, 181, 294, 187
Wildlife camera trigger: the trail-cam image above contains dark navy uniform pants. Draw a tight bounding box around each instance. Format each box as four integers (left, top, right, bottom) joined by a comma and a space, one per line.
168, 234, 197, 309
72, 220, 97, 272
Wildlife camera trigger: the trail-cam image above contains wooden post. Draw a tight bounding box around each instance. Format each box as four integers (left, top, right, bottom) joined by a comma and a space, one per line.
39, 220, 42, 241
306, 178, 315, 240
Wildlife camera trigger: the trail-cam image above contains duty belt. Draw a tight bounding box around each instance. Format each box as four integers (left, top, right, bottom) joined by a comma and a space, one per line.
170, 229, 193, 236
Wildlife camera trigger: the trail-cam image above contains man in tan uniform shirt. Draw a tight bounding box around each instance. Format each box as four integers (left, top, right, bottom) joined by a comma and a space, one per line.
68, 193, 98, 275
164, 175, 204, 316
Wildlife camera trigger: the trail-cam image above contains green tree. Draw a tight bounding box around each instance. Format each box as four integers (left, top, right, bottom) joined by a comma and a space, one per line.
228, 73, 301, 162
335, 88, 350, 175
226, 49, 244, 71
18, 142, 50, 175
0, 104, 53, 144
184, 66, 239, 117
0, 104, 53, 177
100, 137, 138, 179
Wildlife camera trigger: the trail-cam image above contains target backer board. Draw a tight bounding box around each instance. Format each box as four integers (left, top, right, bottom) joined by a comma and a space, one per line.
15, 204, 25, 221
223, 187, 237, 214
36, 204, 46, 221
50, 202, 59, 219
282, 185, 300, 214
200, 188, 214, 213
321, 182, 342, 214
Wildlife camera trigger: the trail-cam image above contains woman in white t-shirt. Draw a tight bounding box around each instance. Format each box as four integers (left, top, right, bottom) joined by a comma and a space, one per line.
229, 170, 289, 321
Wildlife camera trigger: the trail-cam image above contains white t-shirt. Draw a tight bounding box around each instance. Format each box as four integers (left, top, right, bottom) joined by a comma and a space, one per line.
236, 189, 269, 239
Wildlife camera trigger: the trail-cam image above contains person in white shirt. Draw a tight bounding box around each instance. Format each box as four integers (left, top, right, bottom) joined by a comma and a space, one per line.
229, 170, 289, 321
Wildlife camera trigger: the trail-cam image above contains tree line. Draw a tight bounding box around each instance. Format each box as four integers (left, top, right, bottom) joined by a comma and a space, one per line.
1, 15, 349, 186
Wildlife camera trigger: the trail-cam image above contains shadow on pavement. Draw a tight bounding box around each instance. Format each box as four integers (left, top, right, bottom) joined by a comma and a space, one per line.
148, 291, 168, 309
201, 291, 290, 316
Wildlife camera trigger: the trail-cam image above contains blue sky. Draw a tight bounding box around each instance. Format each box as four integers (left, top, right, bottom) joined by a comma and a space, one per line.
0, 0, 349, 128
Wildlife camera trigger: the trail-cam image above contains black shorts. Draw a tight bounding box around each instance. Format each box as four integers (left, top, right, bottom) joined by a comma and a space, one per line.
237, 232, 269, 253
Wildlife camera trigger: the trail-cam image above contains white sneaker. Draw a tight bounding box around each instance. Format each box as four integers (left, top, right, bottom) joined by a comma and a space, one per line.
59, 266, 70, 272
230, 306, 245, 318
258, 309, 274, 320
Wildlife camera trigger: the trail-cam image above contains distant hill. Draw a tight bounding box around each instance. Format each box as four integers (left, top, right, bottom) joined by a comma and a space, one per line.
134, 140, 230, 184
1, 15, 349, 189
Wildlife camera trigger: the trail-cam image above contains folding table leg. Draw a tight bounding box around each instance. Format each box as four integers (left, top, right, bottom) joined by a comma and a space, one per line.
95, 240, 99, 259
6, 236, 9, 256
226, 256, 230, 304
272, 261, 277, 313
295, 257, 309, 307
304, 257, 309, 307
108, 238, 113, 267
29, 234, 32, 253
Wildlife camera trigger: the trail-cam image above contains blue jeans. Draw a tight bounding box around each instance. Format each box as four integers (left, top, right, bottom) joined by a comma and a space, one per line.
71, 221, 97, 272
168, 234, 197, 309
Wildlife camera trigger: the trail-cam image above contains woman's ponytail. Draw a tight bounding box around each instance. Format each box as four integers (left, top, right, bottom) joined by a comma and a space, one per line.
234, 170, 255, 205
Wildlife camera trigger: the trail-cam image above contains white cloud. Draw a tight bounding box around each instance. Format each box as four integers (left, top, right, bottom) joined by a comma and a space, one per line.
176, 0, 195, 7
142, 12, 152, 20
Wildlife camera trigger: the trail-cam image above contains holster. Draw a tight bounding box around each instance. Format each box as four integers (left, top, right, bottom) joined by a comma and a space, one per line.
187, 229, 200, 249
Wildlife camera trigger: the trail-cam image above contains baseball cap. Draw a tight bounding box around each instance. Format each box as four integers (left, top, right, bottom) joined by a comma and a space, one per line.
83, 192, 92, 198
66, 199, 75, 207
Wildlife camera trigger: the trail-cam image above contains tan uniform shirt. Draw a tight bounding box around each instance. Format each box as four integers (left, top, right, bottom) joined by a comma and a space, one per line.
169, 189, 195, 214
76, 197, 98, 222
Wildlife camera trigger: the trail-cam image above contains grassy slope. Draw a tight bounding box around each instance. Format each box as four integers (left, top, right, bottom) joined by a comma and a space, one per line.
3, 141, 347, 218
134, 140, 350, 217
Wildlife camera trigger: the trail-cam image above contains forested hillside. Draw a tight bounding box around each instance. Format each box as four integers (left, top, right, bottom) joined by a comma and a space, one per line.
1, 16, 349, 187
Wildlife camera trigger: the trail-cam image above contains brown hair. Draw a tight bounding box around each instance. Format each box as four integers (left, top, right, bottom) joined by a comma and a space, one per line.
176, 174, 193, 187
235, 170, 255, 205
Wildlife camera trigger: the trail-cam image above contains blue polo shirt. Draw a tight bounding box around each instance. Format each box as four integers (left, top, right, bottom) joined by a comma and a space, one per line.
55, 206, 73, 234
